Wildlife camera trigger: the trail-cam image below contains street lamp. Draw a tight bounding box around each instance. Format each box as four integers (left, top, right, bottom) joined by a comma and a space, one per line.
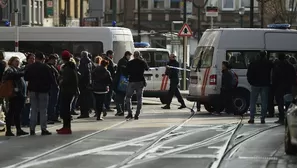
239, 7, 245, 28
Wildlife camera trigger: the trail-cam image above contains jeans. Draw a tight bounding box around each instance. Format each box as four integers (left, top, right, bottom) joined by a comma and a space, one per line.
126, 82, 144, 116
29, 92, 49, 131
60, 92, 74, 128
71, 95, 78, 112
115, 93, 125, 114
21, 103, 30, 125
47, 87, 59, 121
79, 87, 91, 116
94, 93, 106, 118
249, 86, 269, 120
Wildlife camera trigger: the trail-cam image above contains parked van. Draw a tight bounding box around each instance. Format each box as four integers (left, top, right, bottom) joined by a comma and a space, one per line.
186, 28, 297, 114
134, 48, 170, 104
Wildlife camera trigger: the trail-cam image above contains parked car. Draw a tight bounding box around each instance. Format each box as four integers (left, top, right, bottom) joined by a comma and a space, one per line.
285, 99, 297, 155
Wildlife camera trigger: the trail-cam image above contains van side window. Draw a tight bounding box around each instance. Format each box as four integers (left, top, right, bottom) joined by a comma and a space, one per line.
226, 51, 260, 69
267, 51, 297, 62
191, 46, 214, 68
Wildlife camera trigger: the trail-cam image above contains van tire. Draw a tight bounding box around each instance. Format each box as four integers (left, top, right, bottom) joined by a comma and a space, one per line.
232, 89, 250, 115
285, 120, 297, 155
160, 96, 168, 104
204, 104, 215, 113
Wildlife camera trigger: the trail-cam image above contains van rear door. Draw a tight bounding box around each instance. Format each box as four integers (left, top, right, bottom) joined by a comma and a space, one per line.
189, 46, 215, 96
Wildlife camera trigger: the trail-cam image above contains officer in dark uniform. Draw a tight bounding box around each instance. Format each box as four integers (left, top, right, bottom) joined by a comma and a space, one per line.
161, 54, 186, 109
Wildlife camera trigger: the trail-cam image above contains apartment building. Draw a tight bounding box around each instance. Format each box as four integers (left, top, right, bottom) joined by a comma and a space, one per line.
104, 0, 262, 33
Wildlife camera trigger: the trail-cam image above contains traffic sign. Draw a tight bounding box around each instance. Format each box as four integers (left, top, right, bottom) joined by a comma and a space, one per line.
178, 23, 192, 37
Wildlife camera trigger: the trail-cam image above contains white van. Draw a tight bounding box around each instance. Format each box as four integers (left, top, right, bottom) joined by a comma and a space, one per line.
134, 48, 170, 104
187, 28, 297, 114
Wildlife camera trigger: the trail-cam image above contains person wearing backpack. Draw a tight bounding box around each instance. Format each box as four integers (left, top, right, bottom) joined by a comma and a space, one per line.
215, 61, 235, 115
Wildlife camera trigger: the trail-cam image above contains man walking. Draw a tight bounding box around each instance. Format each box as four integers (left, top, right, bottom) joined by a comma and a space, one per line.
125, 51, 149, 120
24, 52, 54, 135
162, 54, 186, 109
104, 50, 116, 112
247, 51, 272, 124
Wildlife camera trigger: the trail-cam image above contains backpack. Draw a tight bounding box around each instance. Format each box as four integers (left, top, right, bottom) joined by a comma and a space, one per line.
230, 70, 238, 88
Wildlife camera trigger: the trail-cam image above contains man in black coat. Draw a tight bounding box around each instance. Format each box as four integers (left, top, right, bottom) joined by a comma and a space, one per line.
113, 51, 132, 116
161, 54, 186, 110
104, 50, 116, 112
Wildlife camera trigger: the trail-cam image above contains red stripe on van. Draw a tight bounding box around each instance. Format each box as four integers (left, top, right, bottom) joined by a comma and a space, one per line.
201, 68, 210, 96
160, 75, 166, 90
163, 76, 169, 90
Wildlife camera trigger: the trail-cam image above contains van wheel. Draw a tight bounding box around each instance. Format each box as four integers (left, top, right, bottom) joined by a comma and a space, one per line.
204, 104, 215, 113
232, 90, 250, 115
285, 121, 297, 155
160, 96, 168, 104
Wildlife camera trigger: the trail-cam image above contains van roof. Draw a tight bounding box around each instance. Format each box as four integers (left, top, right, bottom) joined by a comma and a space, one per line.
135, 48, 170, 52
207, 28, 297, 32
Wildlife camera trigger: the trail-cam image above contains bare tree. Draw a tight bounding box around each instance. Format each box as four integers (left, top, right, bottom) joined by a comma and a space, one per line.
262, 0, 297, 24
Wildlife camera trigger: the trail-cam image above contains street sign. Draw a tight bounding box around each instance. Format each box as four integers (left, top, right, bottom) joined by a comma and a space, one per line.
178, 23, 193, 37
206, 6, 219, 17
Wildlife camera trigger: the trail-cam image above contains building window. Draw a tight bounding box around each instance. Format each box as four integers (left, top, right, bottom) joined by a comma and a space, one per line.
239, 0, 258, 11
140, 0, 148, 9
22, 0, 28, 22
287, 0, 296, 11
110, 0, 113, 10
170, 0, 180, 8
154, 0, 164, 8
222, 0, 235, 11
74, 0, 78, 18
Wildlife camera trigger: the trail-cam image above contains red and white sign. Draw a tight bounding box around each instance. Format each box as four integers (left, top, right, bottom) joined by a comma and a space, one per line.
47, 1, 53, 7
206, 6, 218, 17
178, 23, 193, 37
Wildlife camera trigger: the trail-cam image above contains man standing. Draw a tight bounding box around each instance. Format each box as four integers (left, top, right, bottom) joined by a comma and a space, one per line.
77, 51, 92, 118
272, 53, 296, 125
57, 51, 79, 134
104, 50, 116, 112
162, 54, 186, 109
125, 51, 149, 120
24, 52, 54, 135
114, 51, 132, 116
46, 54, 60, 123
247, 51, 272, 124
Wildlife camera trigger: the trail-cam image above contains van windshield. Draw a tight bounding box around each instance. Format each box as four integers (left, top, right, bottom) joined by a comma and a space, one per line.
191, 46, 214, 69
140, 51, 169, 67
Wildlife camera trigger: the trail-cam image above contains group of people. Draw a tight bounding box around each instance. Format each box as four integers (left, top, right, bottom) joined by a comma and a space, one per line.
247, 51, 296, 124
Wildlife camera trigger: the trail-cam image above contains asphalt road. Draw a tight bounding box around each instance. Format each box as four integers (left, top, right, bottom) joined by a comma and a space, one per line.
0, 98, 296, 168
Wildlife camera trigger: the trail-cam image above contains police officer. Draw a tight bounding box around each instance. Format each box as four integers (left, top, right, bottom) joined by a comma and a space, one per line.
162, 54, 186, 109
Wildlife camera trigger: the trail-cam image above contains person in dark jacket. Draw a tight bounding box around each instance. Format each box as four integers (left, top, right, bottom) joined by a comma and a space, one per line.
161, 54, 186, 109
215, 61, 234, 115
103, 50, 116, 112
272, 53, 296, 125
125, 51, 149, 120
247, 51, 273, 124
3, 57, 28, 136
21, 53, 35, 127
46, 54, 60, 124
56, 51, 79, 134
77, 51, 92, 118
24, 52, 53, 136
92, 59, 112, 121
114, 51, 132, 116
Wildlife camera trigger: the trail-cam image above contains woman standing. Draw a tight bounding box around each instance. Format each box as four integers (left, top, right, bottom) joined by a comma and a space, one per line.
3, 56, 28, 136
92, 60, 112, 120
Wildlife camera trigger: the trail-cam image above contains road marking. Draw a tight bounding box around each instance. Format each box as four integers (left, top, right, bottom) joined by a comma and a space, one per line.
94, 151, 134, 156
162, 154, 217, 159
238, 156, 278, 161
7, 127, 172, 168
4, 120, 127, 168
208, 146, 222, 149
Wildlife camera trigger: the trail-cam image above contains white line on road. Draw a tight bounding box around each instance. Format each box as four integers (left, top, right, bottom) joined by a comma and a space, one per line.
4, 120, 127, 168
162, 154, 217, 159
94, 151, 134, 156
8, 126, 173, 168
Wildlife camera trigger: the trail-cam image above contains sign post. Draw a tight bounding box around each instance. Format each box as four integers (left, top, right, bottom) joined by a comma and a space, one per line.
206, 6, 218, 29
178, 23, 192, 90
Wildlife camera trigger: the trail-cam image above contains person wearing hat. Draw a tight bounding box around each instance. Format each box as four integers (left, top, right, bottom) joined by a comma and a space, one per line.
113, 51, 132, 116
46, 54, 60, 124
56, 50, 79, 134
161, 54, 186, 110
24, 52, 54, 136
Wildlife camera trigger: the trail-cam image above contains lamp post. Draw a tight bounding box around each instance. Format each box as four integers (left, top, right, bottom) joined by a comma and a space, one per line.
239, 7, 245, 28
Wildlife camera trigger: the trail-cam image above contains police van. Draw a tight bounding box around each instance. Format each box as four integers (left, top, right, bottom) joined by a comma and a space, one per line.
134, 48, 170, 104
186, 26, 297, 114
